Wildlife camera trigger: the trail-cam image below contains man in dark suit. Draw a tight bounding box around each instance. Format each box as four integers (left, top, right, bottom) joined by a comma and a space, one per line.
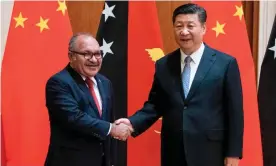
44, 33, 132, 166
116, 3, 243, 166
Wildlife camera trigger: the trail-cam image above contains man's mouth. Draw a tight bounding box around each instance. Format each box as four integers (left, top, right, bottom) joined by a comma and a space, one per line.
86, 64, 98, 67
180, 39, 191, 42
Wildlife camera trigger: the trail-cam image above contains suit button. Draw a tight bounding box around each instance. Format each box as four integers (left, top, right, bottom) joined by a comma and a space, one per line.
184, 106, 188, 110
100, 143, 102, 146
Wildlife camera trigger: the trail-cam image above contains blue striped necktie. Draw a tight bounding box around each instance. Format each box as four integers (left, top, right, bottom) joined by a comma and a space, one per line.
182, 56, 192, 98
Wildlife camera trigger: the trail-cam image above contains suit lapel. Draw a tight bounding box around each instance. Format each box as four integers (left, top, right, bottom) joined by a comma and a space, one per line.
66, 64, 101, 117
185, 45, 216, 101
95, 75, 107, 120
167, 49, 186, 103
80, 82, 101, 117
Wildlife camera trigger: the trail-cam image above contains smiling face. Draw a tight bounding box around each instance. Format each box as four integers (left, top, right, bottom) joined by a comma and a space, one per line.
69, 35, 102, 77
173, 13, 206, 55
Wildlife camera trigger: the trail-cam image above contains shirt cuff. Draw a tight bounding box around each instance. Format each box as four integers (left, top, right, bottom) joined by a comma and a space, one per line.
107, 123, 112, 135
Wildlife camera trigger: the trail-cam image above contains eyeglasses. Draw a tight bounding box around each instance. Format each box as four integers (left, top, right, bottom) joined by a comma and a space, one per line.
69, 50, 103, 60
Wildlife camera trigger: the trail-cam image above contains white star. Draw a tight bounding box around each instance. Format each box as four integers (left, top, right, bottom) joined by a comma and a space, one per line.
102, 3, 116, 22
100, 38, 114, 57
268, 38, 276, 59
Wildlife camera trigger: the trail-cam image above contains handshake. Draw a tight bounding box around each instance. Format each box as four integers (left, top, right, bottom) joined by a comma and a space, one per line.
110, 118, 133, 141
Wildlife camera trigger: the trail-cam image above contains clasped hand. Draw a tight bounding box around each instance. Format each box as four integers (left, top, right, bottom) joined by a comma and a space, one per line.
110, 118, 133, 141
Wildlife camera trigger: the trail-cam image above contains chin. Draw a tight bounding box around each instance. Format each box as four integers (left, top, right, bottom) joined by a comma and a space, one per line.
181, 46, 192, 50
85, 73, 96, 78
84, 70, 97, 77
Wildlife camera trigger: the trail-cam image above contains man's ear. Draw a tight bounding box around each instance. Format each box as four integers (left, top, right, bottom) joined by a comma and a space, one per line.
68, 53, 76, 61
202, 23, 207, 35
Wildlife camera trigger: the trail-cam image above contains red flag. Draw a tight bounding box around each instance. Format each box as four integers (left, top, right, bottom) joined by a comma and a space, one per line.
195, 1, 263, 165
1, 1, 72, 165
128, 1, 164, 166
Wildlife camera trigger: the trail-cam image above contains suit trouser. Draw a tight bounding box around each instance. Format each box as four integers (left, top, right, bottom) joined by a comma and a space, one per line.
101, 155, 106, 166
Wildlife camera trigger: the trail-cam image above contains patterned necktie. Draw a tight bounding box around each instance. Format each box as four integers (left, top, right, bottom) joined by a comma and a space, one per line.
182, 56, 192, 98
85, 77, 102, 116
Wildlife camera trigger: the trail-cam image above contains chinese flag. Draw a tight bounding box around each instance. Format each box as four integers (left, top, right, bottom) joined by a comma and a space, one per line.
128, 1, 164, 166
195, 1, 263, 166
1, 1, 72, 165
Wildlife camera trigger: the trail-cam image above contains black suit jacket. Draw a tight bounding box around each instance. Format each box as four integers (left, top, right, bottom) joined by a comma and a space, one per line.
44, 64, 115, 166
129, 45, 244, 166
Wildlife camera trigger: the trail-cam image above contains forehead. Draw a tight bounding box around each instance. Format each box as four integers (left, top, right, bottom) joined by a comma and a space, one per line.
174, 13, 200, 24
76, 36, 100, 51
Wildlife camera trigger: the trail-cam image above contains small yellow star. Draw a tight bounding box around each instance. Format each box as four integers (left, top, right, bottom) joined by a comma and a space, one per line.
36, 16, 49, 33
57, 0, 67, 16
13, 12, 28, 28
212, 21, 226, 37
233, 5, 244, 20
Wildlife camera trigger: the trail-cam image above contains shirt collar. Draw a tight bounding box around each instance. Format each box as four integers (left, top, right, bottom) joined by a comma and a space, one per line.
80, 74, 97, 86
180, 42, 205, 65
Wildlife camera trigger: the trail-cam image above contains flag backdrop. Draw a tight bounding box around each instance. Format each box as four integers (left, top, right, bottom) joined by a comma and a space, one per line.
96, 1, 164, 166
128, 1, 164, 166
258, 14, 276, 166
1, 1, 72, 165
2, 1, 264, 166
96, 1, 129, 166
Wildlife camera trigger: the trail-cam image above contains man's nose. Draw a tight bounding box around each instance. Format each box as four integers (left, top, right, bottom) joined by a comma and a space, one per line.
89, 55, 97, 62
180, 28, 189, 35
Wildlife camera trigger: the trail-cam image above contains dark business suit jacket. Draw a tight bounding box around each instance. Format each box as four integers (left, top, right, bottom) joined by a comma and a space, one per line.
129, 45, 244, 166
44, 64, 115, 166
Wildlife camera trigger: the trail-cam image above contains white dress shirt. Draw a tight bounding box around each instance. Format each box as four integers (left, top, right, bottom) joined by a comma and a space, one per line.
180, 43, 205, 89
81, 75, 112, 135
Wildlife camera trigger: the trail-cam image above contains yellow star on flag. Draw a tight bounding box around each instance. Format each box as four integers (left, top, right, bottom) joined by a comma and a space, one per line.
14, 12, 28, 28
212, 21, 226, 37
233, 5, 244, 20
57, 0, 67, 16
36, 16, 50, 33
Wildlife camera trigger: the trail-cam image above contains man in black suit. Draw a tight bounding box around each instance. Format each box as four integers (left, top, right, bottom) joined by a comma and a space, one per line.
116, 3, 243, 166
44, 33, 132, 166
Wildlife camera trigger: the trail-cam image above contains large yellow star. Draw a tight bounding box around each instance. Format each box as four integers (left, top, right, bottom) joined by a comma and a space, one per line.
212, 21, 226, 37
13, 12, 28, 28
233, 5, 243, 20
57, 0, 67, 16
36, 16, 49, 33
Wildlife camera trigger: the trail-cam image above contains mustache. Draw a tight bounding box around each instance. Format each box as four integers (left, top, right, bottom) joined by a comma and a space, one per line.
86, 63, 99, 66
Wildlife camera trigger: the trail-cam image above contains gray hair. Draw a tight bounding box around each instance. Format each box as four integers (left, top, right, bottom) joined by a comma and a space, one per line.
68, 32, 94, 51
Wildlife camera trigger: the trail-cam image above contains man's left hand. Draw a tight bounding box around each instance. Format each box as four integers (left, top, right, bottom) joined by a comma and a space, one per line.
224, 157, 239, 166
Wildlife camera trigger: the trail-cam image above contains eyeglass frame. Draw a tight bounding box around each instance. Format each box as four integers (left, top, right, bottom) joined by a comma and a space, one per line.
69, 50, 103, 60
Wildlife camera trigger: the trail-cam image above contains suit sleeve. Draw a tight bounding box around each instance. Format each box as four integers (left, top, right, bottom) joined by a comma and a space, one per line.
224, 58, 244, 158
129, 63, 162, 137
46, 76, 110, 140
